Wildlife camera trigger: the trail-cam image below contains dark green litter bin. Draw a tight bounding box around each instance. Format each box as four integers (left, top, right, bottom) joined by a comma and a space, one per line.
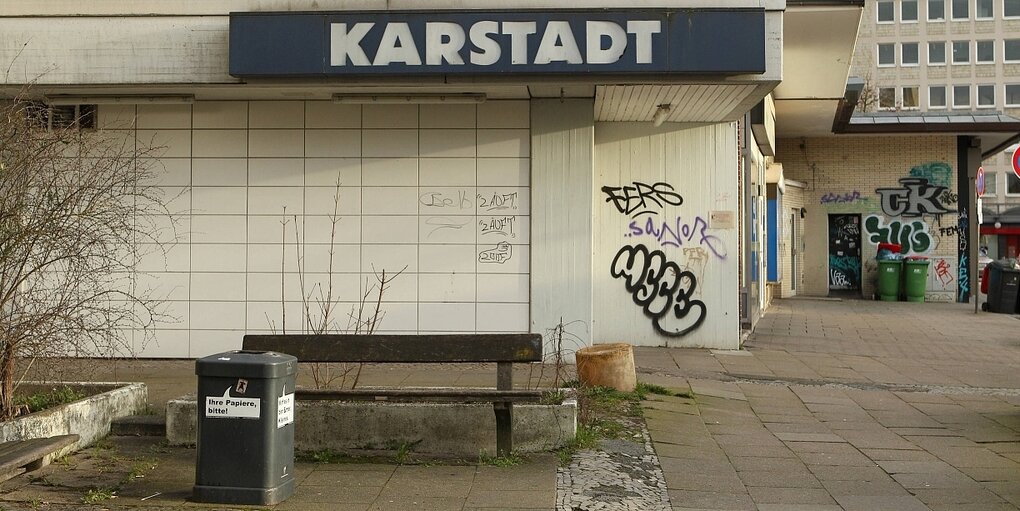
194, 350, 298, 506
903, 258, 930, 303
877, 260, 902, 301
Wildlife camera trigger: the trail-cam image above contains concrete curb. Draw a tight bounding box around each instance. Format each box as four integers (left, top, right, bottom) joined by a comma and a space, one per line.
0, 382, 147, 458
167, 395, 577, 457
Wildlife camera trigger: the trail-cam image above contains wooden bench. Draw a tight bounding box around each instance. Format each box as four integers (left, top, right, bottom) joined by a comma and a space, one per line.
242, 333, 544, 456
0, 434, 79, 482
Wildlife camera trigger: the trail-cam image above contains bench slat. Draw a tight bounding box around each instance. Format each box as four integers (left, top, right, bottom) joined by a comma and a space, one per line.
243, 334, 543, 363
0, 434, 79, 474
295, 388, 545, 403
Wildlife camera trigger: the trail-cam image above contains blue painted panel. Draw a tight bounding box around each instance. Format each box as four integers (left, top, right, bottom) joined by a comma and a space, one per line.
229, 9, 766, 77
767, 199, 778, 282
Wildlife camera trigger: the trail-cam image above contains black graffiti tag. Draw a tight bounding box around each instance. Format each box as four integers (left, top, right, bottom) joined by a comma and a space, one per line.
610, 244, 706, 337
601, 181, 683, 217
875, 178, 950, 217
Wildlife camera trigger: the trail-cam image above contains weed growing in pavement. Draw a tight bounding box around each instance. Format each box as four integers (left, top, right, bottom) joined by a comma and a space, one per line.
634, 382, 674, 397
539, 389, 566, 405
123, 457, 158, 483
556, 381, 684, 466
674, 390, 695, 399
392, 441, 416, 465
301, 448, 355, 464
81, 487, 115, 504
479, 450, 526, 467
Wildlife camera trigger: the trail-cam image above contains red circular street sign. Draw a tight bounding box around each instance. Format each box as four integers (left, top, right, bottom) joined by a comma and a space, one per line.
1013, 145, 1020, 180
977, 166, 985, 196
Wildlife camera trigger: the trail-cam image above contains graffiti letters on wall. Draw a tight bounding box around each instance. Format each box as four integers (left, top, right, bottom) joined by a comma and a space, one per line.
601, 181, 683, 217
610, 244, 706, 337
864, 215, 934, 254
957, 210, 969, 301
602, 181, 727, 337
858, 163, 956, 256
876, 178, 950, 218
820, 191, 863, 204
625, 216, 727, 259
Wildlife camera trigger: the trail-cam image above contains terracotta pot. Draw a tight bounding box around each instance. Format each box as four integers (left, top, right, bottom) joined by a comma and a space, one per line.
575, 343, 636, 392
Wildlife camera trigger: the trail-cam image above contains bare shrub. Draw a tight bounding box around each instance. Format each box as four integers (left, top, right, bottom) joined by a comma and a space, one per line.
269, 176, 404, 389
0, 89, 173, 418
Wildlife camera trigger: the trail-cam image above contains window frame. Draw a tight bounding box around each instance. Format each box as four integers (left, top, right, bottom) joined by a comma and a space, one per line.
902, 0, 921, 21
879, 87, 898, 110
1005, 0, 1020, 18
1005, 39, 1020, 63
1007, 172, 1020, 197
928, 41, 947, 65
929, 0, 947, 20
878, 0, 897, 22
977, 84, 996, 108
976, 40, 995, 63
1006, 84, 1020, 107
952, 84, 971, 108
984, 171, 997, 197
878, 43, 897, 67
901, 42, 920, 66
928, 85, 948, 108
952, 0, 970, 19
976, 0, 995, 18
901, 86, 921, 109
952, 40, 971, 64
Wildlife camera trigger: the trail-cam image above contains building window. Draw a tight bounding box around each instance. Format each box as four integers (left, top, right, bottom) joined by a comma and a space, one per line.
878, 0, 896, 21
903, 0, 920, 20
976, 0, 994, 17
1006, 84, 1020, 106
977, 84, 996, 107
985, 171, 997, 196
976, 40, 995, 63
929, 41, 947, 64
929, 85, 948, 108
1005, 39, 1020, 62
952, 0, 969, 18
953, 85, 971, 107
1008, 172, 1020, 195
952, 41, 970, 64
1006, 0, 1020, 17
879, 87, 897, 110
36, 104, 97, 131
929, 0, 947, 19
902, 43, 920, 65
879, 43, 896, 66
902, 87, 920, 108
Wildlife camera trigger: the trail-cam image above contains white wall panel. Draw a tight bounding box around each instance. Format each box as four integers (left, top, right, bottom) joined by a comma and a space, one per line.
593, 122, 739, 349
530, 99, 595, 352
111, 100, 529, 356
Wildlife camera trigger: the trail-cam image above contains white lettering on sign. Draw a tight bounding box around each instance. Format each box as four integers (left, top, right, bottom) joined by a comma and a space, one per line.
277, 391, 294, 429
329, 20, 664, 68
206, 387, 261, 419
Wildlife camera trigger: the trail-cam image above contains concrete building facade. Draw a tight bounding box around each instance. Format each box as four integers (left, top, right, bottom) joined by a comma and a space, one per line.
3, 1, 866, 357
851, 0, 1020, 259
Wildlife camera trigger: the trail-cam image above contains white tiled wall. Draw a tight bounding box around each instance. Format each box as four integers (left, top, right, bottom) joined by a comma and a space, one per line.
111, 100, 531, 358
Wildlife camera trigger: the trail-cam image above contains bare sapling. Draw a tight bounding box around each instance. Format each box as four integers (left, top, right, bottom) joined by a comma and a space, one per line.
0, 88, 175, 419
270, 174, 405, 389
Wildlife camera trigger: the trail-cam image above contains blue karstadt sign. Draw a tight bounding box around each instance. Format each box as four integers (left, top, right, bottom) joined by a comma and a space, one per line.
229, 10, 766, 76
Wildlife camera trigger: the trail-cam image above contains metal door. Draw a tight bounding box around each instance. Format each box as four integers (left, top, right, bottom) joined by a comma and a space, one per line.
828, 214, 861, 291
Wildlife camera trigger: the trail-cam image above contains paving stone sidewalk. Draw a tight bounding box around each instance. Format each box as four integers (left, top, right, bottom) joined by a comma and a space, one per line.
637, 298, 1020, 511
1, 297, 1017, 510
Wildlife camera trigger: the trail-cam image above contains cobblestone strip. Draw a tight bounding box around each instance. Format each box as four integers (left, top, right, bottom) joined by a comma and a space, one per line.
556, 424, 670, 511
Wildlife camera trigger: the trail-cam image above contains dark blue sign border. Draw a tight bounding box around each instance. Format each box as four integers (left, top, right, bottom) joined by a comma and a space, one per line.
229, 9, 765, 77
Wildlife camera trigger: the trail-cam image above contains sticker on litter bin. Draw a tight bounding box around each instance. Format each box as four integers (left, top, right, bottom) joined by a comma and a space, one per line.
277, 390, 294, 429
206, 387, 260, 419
